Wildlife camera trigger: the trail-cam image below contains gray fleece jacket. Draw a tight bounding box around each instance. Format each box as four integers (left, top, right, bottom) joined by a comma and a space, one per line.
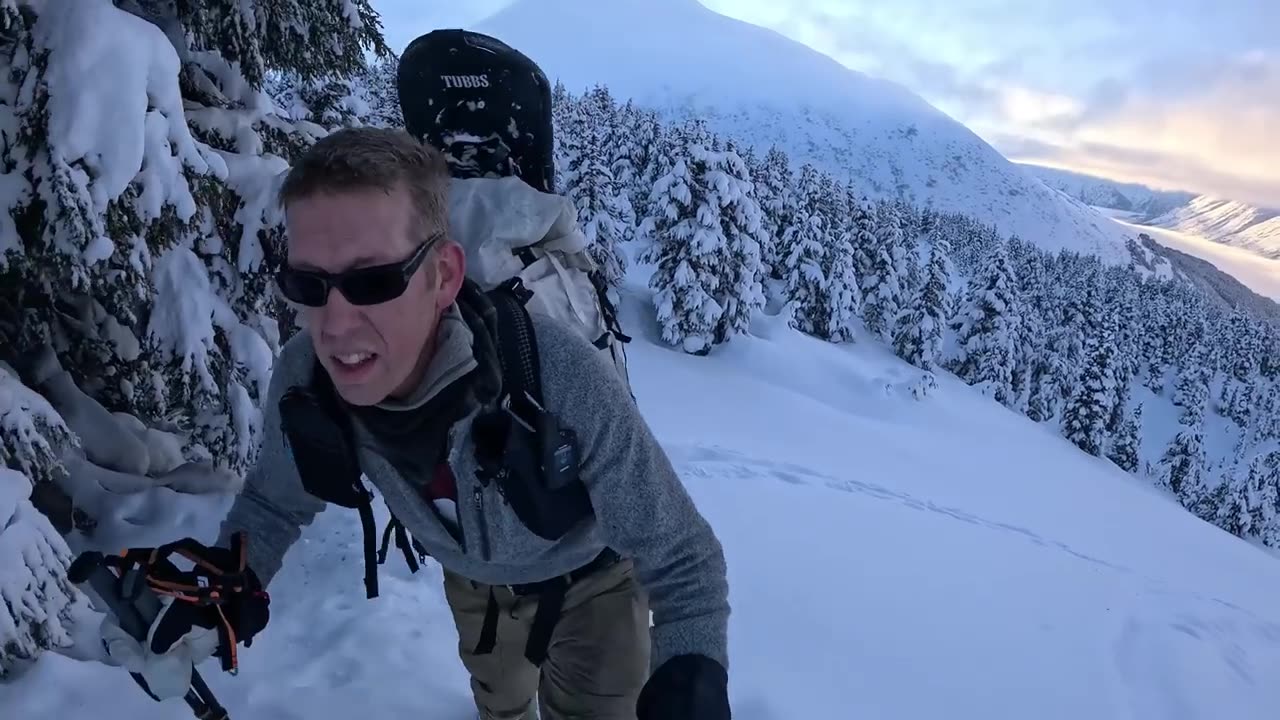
215, 290, 730, 673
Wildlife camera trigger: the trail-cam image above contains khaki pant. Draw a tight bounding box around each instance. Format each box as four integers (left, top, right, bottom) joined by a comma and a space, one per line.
443, 558, 651, 720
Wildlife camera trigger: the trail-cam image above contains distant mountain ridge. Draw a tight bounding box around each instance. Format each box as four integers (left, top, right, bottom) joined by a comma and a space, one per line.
471, 0, 1145, 267
1148, 197, 1280, 260
1019, 163, 1196, 219
1022, 163, 1280, 260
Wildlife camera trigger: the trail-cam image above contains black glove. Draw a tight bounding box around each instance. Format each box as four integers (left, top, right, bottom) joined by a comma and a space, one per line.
98, 534, 270, 696
143, 543, 271, 670
637, 654, 730, 720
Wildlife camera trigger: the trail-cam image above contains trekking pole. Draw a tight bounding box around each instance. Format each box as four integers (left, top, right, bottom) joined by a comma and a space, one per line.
68, 551, 230, 720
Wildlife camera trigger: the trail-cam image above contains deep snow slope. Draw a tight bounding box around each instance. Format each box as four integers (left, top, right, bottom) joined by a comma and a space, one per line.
1021, 163, 1195, 219
471, 0, 1139, 265
1148, 196, 1280, 260
5, 270, 1280, 719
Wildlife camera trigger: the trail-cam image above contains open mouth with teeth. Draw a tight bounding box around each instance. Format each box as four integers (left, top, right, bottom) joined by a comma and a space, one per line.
333, 351, 378, 373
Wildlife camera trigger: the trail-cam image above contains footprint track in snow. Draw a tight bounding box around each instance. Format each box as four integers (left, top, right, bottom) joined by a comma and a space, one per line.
1112, 605, 1280, 720
671, 443, 1133, 576
675, 443, 1280, 717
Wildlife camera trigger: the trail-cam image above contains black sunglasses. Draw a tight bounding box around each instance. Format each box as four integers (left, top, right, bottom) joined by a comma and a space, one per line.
276, 232, 445, 307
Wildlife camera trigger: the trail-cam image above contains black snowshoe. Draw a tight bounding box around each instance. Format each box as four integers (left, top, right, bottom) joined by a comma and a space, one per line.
397, 29, 556, 193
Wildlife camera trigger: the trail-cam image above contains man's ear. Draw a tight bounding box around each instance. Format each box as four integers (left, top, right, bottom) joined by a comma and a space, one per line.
432, 237, 467, 310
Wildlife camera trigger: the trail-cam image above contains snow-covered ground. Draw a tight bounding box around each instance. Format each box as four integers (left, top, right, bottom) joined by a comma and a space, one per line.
5, 268, 1280, 719
1099, 209, 1280, 301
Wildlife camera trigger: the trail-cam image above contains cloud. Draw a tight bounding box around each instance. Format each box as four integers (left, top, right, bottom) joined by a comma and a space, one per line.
1008, 53, 1280, 206
1003, 135, 1280, 209
708, 0, 1280, 206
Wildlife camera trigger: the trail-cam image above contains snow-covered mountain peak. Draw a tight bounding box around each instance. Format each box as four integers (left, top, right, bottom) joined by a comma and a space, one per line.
480, 0, 941, 119
473, 1, 1143, 266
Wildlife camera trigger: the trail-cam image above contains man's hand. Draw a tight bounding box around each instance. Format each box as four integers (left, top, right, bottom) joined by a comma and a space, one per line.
100, 595, 223, 700
93, 538, 271, 700
637, 654, 731, 720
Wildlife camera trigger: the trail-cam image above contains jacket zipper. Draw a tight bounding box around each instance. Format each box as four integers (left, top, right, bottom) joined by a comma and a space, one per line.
444, 426, 468, 555
473, 483, 492, 561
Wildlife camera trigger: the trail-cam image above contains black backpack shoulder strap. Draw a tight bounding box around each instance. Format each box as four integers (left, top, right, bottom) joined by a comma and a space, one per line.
278, 358, 392, 600
475, 280, 598, 669
486, 277, 544, 421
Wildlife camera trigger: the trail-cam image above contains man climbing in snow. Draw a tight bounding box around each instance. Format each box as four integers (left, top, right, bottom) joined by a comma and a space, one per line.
92, 29, 731, 720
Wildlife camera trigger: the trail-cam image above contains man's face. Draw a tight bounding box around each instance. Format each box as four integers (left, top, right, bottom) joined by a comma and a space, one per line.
283, 184, 463, 406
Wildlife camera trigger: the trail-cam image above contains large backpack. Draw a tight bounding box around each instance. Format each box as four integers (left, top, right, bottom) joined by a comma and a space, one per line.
399, 28, 633, 390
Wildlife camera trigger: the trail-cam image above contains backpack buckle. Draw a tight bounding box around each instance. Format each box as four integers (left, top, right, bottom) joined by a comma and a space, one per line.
497, 276, 533, 304
501, 390, 543, 432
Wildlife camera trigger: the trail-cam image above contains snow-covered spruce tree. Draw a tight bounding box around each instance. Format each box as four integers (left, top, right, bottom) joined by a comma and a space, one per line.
710, 138, 770, 338
550, 80, 574, 191
1107, 402, 1142, 474
1254, 380, 1280, 443
818, 219, 861, 343
601, 97, 642, 238
1168, 288, 1212, 373
611, 100, 642, 193
1158, 423, 1210, 517
632, 109, 677, 243
0, 364, 88, 677
560, 86, 630, 286
1138, 280, 1170, 395
278, 51, 400, 131
1144, 311, 1170, 394
1108, 373, 1132, 437
4, 0, 387, 472
947, 242, 1022, 408
1218, 307, 1262, 426
1062, 290, 1118, 458
551, 85, 584, 199
1240, 451, 1280, 546
1106, 267, 1143, 387
267, 69, 374, 130
860, 200, 906, 342
849, 194, 880, 303
777, 164, 830, 335
1026, 339, 1067, 423
1172, 343, 1212, 427
364, 54, 404, 128
1261, 332, 1280, 381
0, 0, 386, 665
752, 145, 796, 279
1025, 251, 1078, 423
1158, 355, 1212, 516
892, 197, 924, 299
1100, 274, 1135, 437
1052, 256, 1102, 404
1006, 236, 1048, 414
893, 234, 952, 371
1212, 448, 1278, 542
780, 166, 859, 341
639, 122, 764, 354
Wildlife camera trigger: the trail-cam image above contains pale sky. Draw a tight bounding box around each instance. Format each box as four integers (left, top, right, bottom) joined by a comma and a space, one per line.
374, 0, 1280, 208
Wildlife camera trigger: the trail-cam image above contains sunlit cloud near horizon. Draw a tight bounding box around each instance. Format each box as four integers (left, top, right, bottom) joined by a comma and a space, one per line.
375, 0, 1280, 207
